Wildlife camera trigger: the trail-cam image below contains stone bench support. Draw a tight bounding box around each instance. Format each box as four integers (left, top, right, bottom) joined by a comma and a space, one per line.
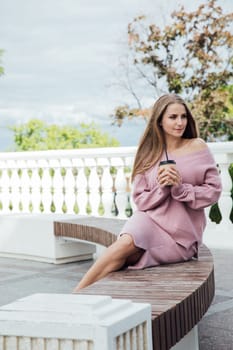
0, 293, 152, 350
0, 214, 95, 264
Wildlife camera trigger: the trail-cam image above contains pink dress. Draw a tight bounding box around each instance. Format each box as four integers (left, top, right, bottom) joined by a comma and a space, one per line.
119, 147, 222, 269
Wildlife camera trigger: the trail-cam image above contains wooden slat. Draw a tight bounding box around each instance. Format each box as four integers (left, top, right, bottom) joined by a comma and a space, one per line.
54, 216, 125, 246
54, 216, 215, 350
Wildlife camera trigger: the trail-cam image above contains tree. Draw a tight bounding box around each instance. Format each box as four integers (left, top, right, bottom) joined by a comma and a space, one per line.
11, 119, 120, 151
112, 0, 233, 141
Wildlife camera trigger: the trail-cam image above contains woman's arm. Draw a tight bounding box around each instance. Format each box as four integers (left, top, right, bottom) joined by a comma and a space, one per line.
133, 173, 171, 210
171, 163, 222, 210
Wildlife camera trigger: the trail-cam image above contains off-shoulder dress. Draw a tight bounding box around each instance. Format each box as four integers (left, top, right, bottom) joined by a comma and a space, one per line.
119, 147, 222, 269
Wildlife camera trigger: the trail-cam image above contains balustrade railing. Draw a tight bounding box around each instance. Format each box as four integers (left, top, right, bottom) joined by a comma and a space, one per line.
0, 143, 232, 228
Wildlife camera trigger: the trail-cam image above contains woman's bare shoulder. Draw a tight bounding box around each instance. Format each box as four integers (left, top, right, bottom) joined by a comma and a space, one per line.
187, 138, 207, 152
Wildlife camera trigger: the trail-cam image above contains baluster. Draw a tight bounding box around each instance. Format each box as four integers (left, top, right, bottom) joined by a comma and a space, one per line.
29, 160, 41, 213
124, 155, 135, 216
124, 330, 131, 348
110, 191, 118, 216
63, 163, 75, 214
71, 166, 79, 214
75, 159, 88, 215
7, 160, 20, 213
0, 336, 3, 349
4, 161, 11, 213
59, 339, 74, 350
113, 157, 127, 218
5, 336, 17, 349
51, 159, 63, 214
20, 164, 31, 214
18, 336, 31, 350
86, 158, 100, 216
9, 161, 21, 213
32, 338, 45, 350
125, 176, 133, 217
218, 160, 232, 229
46, 338, 60, 350
38, 159, 52, 214
0, 165, 11, 213
116, 334, 124, 349
137, 324, 144, 350
73, 340, 92, 349
131, 327, 137, 348
16, 160, 24, 213
98, 157, 113, 217
0, 161, 5, 213
27, 160, 39, 213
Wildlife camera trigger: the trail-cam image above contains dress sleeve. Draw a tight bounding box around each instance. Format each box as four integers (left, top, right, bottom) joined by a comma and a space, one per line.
171, 163, 222, 210
133, 172, 170, 210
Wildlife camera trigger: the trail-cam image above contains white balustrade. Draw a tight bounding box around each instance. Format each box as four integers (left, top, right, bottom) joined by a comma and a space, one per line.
0, 143, 232, 230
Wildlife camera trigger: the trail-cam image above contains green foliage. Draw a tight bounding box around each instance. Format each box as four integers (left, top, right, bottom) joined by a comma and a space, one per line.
229, 163, 233, 222
209, 203, 222, 224
209, 163, 233, 223
112, 0, 233, 141
10, 119, 120, 151
189, 87, 233, 141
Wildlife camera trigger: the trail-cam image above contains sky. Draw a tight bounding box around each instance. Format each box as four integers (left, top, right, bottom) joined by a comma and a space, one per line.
0, 0, 232, 150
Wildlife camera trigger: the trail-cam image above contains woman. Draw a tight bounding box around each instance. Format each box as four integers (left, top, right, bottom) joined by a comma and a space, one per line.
73, 93, 222, 292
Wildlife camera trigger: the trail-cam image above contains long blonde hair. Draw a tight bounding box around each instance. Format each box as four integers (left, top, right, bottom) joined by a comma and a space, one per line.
131, 94, 198, 180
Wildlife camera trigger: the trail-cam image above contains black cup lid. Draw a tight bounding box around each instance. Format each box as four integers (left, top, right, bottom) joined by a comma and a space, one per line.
159, 160, 176, 165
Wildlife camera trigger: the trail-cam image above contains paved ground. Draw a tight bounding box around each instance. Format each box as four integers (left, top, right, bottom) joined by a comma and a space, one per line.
1, 247, 233, 349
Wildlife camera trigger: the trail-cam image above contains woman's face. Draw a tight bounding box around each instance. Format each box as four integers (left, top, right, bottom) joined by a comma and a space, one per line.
160, 103, 188, 139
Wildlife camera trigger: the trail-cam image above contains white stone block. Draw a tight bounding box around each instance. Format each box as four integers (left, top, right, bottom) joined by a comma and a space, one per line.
0, 214, 95, 264
0, 293, 152, 350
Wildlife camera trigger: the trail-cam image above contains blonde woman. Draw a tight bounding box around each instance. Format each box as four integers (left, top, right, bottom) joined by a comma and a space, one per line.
73, 94, 222, 292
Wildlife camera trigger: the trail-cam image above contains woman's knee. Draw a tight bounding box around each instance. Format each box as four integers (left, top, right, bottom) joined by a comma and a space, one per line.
118, 233, 136, 250
110, 233, 137, 257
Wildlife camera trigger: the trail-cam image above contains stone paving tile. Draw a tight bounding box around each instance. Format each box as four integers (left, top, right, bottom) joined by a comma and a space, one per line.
1, 248, 233, 349
210, 249, 233, 291
215, 289, 233, 298
198, 248, 233, 350
0, 257, 53, 271
2, 275, 76, 307
199, 326, 233, 350
203, 307, 233, 331
34, 260, 94, 282
206, 299, 233, 317
210, 294, 232, 306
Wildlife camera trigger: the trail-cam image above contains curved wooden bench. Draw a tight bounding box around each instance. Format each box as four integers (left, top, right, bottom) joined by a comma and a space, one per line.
54, 216, 215, 350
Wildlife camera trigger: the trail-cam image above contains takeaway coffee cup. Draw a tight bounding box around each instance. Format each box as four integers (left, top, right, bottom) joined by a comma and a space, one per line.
159, 159, 176, 168
159, 159, 176, 186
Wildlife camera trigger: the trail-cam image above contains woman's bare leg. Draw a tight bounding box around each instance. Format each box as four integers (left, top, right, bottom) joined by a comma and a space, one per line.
73, 234, 143, 292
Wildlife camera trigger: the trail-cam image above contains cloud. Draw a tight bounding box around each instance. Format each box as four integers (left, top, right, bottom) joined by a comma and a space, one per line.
1, 0, 233, 150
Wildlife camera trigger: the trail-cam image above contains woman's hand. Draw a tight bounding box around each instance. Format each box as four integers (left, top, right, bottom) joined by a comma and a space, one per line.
157, 165, 182, 187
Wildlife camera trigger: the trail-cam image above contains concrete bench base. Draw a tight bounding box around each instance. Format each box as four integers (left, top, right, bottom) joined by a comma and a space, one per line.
171, 326, 198, 350
0, 214, 95, 264
0, 293, 152, 350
